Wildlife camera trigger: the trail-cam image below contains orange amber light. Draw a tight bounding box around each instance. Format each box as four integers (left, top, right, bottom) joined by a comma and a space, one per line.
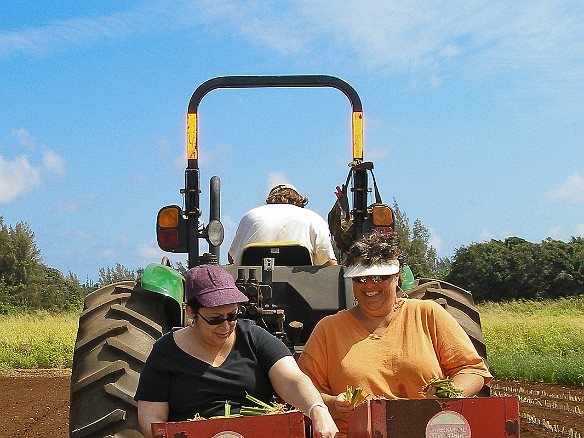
372, 205, 393, 226
158, 207, 180, 228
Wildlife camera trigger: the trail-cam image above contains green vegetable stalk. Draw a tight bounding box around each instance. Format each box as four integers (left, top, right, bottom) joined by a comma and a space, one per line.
345, 385, 364, 406
422, 378, 464, 398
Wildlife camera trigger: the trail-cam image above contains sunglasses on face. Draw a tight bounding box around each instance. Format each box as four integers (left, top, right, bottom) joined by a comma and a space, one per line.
197, 311, 239, 325
352, 275, 392, 284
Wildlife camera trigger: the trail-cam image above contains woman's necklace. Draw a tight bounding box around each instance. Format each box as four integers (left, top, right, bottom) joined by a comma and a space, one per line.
353, 306, 393, 338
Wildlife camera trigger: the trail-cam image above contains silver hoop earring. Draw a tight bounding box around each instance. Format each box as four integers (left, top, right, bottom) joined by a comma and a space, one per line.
187, 317, 194, 326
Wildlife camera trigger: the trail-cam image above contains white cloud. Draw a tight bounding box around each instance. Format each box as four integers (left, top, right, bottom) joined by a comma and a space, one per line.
43, 149, 66, 176
479, 229, 492, 242
479, 228, 515, 243
138, 242, 165, 260
0, 0, 201, 59
364, 147, 390, 162
101, 249, 115, 258
428, 227, 442, 252
3, 0, 582, 93
11, 128, 35, 148
548, 226, 562, 239
0, 154, 42, 203
60, 228, 93, 240
58, 201, 80, 213
0, 130, 66, 203
576, 224, 584, 237
238, 15, 311, 56
266, 171, 290, 193
545, 172, 584, 204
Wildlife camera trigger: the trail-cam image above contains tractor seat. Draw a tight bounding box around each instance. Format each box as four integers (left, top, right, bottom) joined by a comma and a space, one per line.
240, 242, 313, 266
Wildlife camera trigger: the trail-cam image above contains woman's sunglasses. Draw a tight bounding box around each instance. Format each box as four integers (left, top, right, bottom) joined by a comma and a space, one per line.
352, 275, 392, 284
197, 311, 239, 325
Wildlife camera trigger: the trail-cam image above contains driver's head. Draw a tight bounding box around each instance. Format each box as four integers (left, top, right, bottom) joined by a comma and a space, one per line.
266, 183, 308, 207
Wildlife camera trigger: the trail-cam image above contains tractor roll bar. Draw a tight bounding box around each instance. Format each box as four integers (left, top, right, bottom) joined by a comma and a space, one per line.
187, 75, 363, 166
184, 75, 366, 267
188, 75, 362, 113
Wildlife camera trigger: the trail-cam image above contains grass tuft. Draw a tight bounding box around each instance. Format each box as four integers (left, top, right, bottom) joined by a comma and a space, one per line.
0, 310, 80, 373
478, 296, 584, 386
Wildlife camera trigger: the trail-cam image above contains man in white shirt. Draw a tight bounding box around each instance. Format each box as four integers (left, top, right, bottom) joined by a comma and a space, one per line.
228, 184, 337, 266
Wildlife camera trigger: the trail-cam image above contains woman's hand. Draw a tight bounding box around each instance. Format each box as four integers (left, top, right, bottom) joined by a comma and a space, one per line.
423, 374, 485, 398
423, 383, 437, 398
310, 404, 339, 438
322, 392, 352, 421
268, 357, 339, 436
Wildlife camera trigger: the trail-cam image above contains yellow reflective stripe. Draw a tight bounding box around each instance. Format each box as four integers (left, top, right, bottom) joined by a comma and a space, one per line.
352, 111, 363, 160
187, 113, 198, 160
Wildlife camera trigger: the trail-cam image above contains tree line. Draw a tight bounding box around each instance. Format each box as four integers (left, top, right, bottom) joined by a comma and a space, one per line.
0, 217, 138, 312
1, 213, 583, 311
391, 202, 583, 302
0, 217, 87, 311
445, 236, 584, 302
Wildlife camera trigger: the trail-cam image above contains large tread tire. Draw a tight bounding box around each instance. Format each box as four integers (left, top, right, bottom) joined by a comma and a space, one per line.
69, 281, 178, 438
405, 278, 487, 362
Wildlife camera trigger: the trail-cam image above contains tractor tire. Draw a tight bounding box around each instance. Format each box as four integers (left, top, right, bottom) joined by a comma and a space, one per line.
69, 281, 179, 438
405, 278, 487, 362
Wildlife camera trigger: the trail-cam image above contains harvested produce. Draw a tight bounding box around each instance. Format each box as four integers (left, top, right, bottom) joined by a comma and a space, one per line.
346, 385, 364, 406
422, 378, 464, 398
240, 392, 297, 416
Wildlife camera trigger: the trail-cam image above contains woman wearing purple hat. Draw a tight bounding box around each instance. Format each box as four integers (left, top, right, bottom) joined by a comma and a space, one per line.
135, 264, 338, 438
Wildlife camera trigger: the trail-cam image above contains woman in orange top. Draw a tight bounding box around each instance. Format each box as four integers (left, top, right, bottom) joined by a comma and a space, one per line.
298, 232, 492, 436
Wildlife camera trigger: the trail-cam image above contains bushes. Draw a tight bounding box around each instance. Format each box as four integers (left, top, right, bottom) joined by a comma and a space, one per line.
447, 237, 584, 301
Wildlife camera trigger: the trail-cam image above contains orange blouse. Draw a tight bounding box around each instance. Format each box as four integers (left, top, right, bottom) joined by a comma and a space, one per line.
298, 299, 492, 435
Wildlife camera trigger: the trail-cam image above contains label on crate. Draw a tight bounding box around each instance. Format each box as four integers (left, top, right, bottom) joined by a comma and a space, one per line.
425, 410, 471, 438
211, 432, 244, 438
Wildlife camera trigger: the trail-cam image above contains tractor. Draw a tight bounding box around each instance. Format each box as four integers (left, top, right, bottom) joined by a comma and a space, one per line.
69, 75, 488, 438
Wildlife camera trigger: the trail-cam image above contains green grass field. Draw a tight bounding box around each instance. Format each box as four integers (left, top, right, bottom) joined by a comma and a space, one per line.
0, 310, 79, 374
478, 295, 584, 386
1, 296, 583, 385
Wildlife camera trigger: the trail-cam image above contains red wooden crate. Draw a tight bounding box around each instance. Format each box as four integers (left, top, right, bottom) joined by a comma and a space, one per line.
348, 397, 520, 438
151, 411, 306, 438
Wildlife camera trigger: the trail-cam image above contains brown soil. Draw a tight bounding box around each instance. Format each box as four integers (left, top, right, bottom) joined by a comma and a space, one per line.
0, 371, 582, 438
491, 379, 584, 438
1, 369, 71, 437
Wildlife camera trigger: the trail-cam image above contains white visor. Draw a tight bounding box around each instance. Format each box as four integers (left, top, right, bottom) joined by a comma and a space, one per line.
343, 260, 400, 278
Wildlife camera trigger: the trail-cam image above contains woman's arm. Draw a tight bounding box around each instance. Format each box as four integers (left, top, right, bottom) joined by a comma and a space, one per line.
451, 373, 485, 397
137, 400, 169, 438
269, 356, 339, 438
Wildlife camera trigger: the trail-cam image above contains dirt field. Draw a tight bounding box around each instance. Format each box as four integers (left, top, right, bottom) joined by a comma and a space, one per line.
1, 370, 582, 438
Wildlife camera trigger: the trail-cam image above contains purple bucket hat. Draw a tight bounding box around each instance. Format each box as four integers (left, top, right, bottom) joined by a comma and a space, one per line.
185, 264, 248, 307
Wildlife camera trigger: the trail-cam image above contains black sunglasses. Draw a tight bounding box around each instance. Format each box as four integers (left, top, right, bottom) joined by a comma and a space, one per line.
197, 311, 240, 325
352, 275, 392, 284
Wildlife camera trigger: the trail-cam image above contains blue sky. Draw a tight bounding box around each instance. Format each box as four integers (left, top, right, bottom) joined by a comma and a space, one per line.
1, 0, 583, 282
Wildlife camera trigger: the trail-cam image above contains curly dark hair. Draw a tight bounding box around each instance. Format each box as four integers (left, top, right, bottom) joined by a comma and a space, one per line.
343, 231, 407, 268
266, 187, 308, 207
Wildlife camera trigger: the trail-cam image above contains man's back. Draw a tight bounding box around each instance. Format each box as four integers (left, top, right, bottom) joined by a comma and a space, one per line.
228, 204, 336, 265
